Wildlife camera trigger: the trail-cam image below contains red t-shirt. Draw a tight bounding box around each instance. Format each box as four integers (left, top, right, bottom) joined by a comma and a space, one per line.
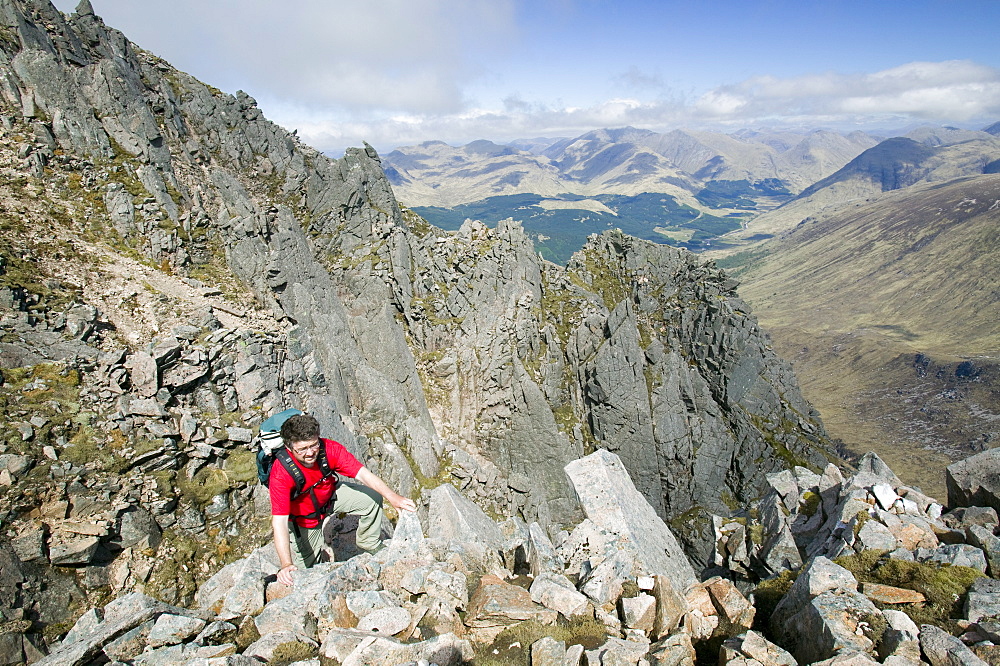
268, 438, 363, 528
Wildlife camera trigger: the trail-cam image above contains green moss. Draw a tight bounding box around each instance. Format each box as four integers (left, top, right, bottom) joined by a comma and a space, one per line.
475, 616, 608, 666
177, 465, 232, 505
270, 641, 318, 665
224, 448, 259, 484
834, 552, 984, 630
800, 491, 821, 517
752, 568, 800, 631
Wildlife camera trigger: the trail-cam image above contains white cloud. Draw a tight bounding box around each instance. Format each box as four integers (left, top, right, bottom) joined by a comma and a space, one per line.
285, 60, 1000, 154
64, 0, 517, 114
695, 60, 1000, 122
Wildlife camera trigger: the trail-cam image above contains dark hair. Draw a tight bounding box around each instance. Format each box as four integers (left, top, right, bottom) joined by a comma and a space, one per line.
280, 414, 320, 445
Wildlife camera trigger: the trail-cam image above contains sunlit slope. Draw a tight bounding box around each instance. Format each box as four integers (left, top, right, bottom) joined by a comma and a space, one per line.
737, 174, 1000, 496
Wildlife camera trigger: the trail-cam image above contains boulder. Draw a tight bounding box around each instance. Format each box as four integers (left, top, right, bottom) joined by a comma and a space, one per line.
651, 574, 687, 640
947, 449, 1000, 515
527, 521, 563, 577
920, 623, 989, 666
466, 575, 557, 633
146, 613, 206, 648
648, 632, 695, 666
783, 589, 882, 664
564, 450, 697, 589
719, 630, 797, 666
338, 632, 473, 665
964, 577, 1000, 623
529, 572, 590, 619
530, 636, 567, 666
427, 484, 505, 569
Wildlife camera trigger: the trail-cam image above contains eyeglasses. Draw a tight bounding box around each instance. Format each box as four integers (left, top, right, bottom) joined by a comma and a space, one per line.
290, 440, 321, 456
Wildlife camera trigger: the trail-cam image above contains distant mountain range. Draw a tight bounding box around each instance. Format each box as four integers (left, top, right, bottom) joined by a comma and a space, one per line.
384, 124, 1000, 263
382, 127, 880, 261
734, 127, 1000, 241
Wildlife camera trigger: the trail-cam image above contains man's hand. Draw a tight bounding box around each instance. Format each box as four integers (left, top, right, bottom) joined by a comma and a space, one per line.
276, 563, 297, 586
390, 495, 417, 513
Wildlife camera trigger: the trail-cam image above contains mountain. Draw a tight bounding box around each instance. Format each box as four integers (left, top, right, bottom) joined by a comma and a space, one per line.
730, 174, 1000, 499
727, 126, 1000, 243
0, 0, 835, 656
384, 127, 878, 261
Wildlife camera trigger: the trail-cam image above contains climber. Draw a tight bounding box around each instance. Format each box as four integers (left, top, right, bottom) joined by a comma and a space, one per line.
269, 413, 416, 586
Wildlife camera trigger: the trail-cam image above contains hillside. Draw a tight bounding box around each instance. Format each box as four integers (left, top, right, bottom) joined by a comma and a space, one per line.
733, 174, 1000, 498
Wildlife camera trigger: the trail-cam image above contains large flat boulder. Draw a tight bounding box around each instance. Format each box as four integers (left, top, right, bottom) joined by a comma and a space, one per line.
947, 449, 1000, 514
563, 449, 697, 588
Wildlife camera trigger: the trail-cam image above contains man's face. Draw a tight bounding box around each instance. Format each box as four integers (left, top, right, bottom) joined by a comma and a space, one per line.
288, 438, 320, 467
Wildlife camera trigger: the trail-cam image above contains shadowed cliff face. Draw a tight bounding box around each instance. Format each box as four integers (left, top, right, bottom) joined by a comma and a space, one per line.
0, 0, 831, 596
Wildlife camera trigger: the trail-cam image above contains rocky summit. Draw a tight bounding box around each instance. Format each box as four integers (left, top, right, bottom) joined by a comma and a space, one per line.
3, 0, 993, 664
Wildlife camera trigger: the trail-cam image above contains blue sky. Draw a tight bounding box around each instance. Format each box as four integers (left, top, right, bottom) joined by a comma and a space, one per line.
53, 0, 1000, 155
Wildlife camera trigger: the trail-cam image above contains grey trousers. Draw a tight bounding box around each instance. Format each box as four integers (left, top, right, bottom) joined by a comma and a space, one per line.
288, 482, 384, 568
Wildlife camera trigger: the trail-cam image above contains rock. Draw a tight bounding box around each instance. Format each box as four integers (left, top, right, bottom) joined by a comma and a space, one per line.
720, 630, 797, 666
967, 524, 1000, 577
585, 636, 650, 665
704, 576, 755, 637
619, 593, 656, 633
528, 521, 563, 576
124, 352, 158, 397
770, 555, 859, 638
944, 506, 1000, 531
117, 506, 162, 549
579, 547, 636, 606
530, 636, 566, 666
783, 588, 882, 664
856, 519, 899, 552
638, 635, 689, 666
356, 606, 410, 636
920, 623, 989, 666
242, 630, 318, 662
920, 544, 988, 573
965, 577, 1000, 623
146, 613, 206, 648
529, 573, 590, 619
564, 450, 697, 588
465, 574, 557, 633
35, 593, 193, 666
193, 620, 238, 646
102, 620, 154, 662
195, 547, 274, 619
48, 535, 100, 566
651, 574, 687, 640
427, 484, 505, 569
809, 652, 882, 666
879, 609, 921, 663
861, 583, 926, 605
947, 449, 1000, 515
0, 454, 32, 476
338, 632, 473, 665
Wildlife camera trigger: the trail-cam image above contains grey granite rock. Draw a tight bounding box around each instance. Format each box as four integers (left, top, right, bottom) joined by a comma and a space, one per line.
564, 449, 696, 588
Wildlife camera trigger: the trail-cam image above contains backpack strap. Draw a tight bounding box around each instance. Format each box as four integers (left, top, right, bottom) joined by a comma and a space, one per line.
278, 442, 340, 526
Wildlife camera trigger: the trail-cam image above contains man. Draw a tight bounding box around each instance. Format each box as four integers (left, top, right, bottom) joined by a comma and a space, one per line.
269, 413, 416, 586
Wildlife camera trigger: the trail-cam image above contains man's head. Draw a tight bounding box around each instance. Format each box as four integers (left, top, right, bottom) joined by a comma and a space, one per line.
281, 414, 321, 466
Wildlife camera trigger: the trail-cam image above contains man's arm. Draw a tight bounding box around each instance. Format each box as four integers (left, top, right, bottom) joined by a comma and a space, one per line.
271, 514, 298, 585
355, 466, 417, 513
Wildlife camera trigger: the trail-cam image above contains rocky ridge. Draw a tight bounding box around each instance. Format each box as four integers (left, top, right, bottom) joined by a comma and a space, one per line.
15, 447, 1000, 666
1, 0, 835, 659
